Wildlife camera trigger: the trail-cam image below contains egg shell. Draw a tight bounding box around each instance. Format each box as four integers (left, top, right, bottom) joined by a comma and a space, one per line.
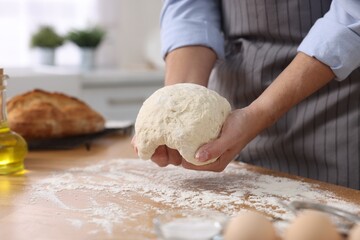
224, 211, 278, 240
283, 210, 342, 240
349, 224, 360, 240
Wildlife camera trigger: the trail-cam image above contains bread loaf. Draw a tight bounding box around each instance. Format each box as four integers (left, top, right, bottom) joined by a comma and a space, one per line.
7, 89, 105, 139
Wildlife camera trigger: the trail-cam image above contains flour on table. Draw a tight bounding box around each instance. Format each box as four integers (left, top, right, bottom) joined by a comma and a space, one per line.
67, 218, 83, 229
29, 159, 360, 236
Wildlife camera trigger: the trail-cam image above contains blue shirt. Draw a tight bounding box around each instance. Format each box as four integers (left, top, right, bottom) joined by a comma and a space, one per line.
160, 0, 360, 80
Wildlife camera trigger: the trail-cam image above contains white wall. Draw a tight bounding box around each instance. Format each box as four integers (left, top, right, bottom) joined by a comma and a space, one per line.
97, 0, 164, 70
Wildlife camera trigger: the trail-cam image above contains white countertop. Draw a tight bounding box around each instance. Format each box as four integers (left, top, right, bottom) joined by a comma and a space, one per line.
5, 67, 164, 83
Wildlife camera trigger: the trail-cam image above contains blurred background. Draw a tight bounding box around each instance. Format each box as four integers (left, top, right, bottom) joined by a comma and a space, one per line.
0, 0, 164, 121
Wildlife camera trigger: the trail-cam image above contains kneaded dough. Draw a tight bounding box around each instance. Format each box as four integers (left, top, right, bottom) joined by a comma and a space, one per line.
134, 83, 231, 165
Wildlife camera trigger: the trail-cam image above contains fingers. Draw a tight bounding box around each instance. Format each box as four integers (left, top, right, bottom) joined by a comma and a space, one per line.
167, 148, 182, 166
150, 144, 239, 172
195, 129, 239, 163
182, 157, 226, 172
217, 147, 241, 165
151, 146, 183, 167
151, 145, 169, 167
195, 138, 227, 163
182, 159, 222, 172
148, 132, 239, 171
195, 111, 246, 163
131, 136, 138, 154
183, 147, 239, 172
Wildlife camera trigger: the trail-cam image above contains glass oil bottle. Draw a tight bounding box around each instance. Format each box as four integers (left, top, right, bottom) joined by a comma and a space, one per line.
0, 68, 27, 174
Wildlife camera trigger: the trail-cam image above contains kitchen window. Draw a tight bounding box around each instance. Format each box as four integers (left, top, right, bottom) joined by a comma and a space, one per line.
0, 0, 163, 70
0, 0, 103, 67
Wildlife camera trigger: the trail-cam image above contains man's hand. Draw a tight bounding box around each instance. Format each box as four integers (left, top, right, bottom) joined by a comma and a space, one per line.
131, 136, 183, 167
192, 53, 336, 169
188, 107, 261, 171
132, 107, 257, 172
151, 145, 183, 167
132, 52, 335, 173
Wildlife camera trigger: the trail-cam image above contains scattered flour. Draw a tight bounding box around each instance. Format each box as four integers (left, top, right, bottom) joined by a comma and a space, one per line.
29, 158, 360, 237
67, 218, 83, 229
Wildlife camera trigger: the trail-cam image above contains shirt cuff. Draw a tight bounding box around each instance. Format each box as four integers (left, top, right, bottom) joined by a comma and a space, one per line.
161, 19, 225, 59
298, 18, 360, 81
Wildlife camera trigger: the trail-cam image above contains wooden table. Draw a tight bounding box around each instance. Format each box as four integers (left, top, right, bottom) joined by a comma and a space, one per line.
0, 133, 359, 240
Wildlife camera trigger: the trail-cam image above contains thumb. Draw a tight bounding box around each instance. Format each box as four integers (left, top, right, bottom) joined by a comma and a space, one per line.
195, 137, 229, 162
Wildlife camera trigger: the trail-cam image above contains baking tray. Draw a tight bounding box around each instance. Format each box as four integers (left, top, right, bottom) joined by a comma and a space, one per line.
27, 122, 133, 151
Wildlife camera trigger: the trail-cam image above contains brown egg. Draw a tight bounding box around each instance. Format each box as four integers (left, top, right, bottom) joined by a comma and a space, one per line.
223, 211, 278, 240
283, 210, 342, 240
349, 224, 360, 240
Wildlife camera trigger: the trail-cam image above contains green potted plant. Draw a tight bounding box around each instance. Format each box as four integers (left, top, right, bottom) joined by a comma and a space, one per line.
31, 25, 64, 65
67, 26, 106, 70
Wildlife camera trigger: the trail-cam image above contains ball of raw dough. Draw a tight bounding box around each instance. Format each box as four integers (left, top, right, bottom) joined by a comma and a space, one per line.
135, 83, 231, 166
349, 224, 360, 240
224, 211, 278, 240
283, 210, 342, 240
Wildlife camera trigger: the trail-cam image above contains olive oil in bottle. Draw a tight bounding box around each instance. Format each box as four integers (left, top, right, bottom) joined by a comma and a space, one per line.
0, 69, 27, 175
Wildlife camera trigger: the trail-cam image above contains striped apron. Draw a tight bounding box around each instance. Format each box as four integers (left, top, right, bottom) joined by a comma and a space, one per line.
209, 0, 360, 189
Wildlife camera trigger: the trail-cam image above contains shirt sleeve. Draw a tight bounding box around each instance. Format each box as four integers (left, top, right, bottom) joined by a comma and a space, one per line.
297, 0, 360, 80
160, 0, 224, 59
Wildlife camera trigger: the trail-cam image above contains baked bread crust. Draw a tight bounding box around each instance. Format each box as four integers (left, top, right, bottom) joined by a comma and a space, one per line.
7, 89, 105, 139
